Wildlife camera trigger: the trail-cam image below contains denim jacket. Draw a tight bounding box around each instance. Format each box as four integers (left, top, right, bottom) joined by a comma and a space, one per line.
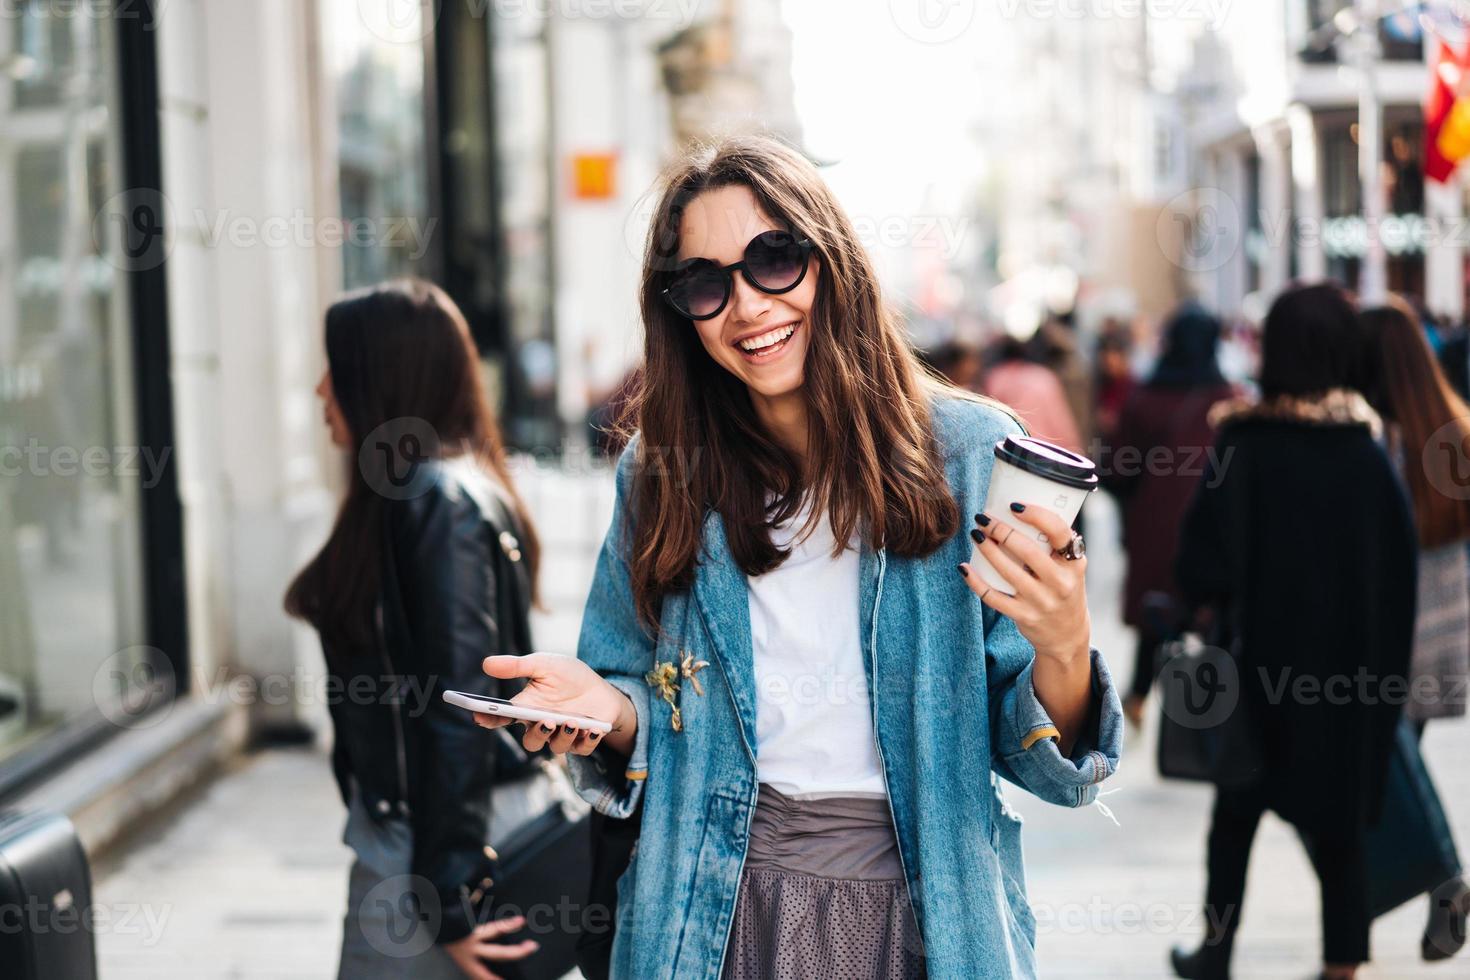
567, 394, 1124, 979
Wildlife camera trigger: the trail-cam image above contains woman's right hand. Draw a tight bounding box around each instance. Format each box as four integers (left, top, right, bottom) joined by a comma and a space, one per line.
479, 653, 637, 757
442, 916, 538, 980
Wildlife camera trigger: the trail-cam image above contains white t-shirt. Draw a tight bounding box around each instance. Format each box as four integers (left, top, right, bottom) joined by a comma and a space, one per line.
745, 498, 888, 799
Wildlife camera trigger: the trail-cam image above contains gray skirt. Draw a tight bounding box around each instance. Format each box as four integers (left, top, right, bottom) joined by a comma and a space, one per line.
721, 785, 927, 980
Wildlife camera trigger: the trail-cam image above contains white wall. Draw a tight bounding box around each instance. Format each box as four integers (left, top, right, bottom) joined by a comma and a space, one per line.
549, 14, 674, 438
154, 0, 337, 731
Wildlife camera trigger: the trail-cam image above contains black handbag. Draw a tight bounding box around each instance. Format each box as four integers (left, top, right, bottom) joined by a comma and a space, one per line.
1300, 719, 1463, 918
574, 802, 643, 980
0, 809, 99, 980
484, 797, 595, 980
1155, 632, 1265, 790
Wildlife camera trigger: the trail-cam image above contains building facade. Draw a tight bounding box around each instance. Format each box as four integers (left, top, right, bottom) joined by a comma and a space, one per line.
1183, 0, 1462, 320
0, 0, 797, 854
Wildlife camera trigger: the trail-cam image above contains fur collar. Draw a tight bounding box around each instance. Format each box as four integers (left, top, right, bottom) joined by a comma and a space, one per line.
1208, 387, 1381, 437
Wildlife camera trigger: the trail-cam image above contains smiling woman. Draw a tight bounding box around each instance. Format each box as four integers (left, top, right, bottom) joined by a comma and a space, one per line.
479, 136, 1123, 979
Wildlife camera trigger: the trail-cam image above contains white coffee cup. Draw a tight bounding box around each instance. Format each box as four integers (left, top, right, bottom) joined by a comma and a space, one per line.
972, 436, 1098, 596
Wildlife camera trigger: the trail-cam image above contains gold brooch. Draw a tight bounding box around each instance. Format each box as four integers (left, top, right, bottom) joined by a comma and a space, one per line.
644, 650, 709, 733
680, 650, 710, 696
644, 661, 682, 732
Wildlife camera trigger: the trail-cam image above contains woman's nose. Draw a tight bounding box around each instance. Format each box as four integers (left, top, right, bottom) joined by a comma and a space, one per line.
727, 271, 772, 323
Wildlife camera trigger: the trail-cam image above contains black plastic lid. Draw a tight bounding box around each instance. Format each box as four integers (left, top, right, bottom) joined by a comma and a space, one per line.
993, 436, 1099, 491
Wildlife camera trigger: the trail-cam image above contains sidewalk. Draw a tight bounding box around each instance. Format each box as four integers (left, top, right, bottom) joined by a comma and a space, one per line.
93, 483, 1470, 978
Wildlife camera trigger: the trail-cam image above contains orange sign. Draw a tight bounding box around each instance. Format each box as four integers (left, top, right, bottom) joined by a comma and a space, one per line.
571, 153, 617, 200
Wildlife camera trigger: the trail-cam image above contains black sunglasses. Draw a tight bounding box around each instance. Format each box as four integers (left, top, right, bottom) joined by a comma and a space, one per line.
661, 230, 814, 320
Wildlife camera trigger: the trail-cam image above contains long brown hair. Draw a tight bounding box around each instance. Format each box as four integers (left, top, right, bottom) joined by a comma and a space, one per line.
1360, 298, 1470, 548
623, 135, 988, 630
285, 278, 540, 651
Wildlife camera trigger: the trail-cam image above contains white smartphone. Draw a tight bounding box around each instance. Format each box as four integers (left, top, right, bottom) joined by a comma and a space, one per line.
441, 690, 614, 734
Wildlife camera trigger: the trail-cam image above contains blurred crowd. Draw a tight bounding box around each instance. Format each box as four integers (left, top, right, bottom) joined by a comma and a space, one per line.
923, 288, 1470, 979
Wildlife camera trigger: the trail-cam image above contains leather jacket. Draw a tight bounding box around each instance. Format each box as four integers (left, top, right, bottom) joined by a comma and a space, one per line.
325, 456, 535, 943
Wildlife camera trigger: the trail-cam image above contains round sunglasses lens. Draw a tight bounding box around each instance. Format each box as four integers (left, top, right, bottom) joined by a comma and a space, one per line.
668, 262, 728, 318
745, 232, 806, 290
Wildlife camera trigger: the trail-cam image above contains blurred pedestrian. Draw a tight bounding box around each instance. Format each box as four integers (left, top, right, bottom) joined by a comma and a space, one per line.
1103, 304, 1236, 727
1171, 283, 1418, 980
475, 135, 1121, 979
1091, 318, 1135, 444
285, 279, 543, 980
1359, 298, 1470, 960
981, 334, 1084, 453
922, 339, 983, 391
1033, 316, 1095, 452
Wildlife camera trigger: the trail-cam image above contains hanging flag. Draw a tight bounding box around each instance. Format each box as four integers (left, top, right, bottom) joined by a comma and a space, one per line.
1427, 37, 1470, 182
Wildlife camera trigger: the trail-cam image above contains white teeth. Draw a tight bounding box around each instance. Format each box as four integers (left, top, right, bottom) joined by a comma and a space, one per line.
737, 323, 796, 352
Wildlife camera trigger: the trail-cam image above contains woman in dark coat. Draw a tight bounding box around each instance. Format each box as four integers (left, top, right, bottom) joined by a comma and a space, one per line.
1170, 284, 1417, 980
285, 279, 544, 980
1103, 304, 1237, 725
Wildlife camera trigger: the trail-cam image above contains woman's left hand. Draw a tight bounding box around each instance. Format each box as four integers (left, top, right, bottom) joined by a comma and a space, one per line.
959, 504, 1091, 666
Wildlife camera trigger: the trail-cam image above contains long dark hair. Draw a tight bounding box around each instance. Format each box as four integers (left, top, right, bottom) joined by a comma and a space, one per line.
1360, 298, 1470, 548
1148, 303, 1225, 388
1259, 282, 1366, 398
285, 278, 540, 651
622, 135, 1002, 630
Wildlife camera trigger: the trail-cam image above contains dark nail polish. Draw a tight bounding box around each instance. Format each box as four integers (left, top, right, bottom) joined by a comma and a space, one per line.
970, 528, 986, 545
563, 724, 577, 734
956, 563, 969, 577
539, 723, 556, 734
1010, 502, 1026, 513
974, 513, 991, 527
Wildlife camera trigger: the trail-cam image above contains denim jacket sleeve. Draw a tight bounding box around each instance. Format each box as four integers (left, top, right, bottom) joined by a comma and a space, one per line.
566, 436, 655, 819
986, 607, 1122, 807
947, 398, 1123, 807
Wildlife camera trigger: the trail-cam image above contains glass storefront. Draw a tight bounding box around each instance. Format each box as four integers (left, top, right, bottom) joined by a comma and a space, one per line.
321, 0, 433, 290
490, 8, 557, 449
0, 3, 146, 761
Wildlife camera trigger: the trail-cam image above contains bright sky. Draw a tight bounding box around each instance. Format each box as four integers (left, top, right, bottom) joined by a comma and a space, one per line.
780, 1, 1003, 233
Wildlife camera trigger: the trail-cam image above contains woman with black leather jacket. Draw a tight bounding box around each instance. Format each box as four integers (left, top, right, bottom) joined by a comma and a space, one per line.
285, 278, 543, 980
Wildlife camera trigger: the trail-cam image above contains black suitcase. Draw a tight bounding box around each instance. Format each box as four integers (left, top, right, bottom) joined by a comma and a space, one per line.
0, 809, 99, 980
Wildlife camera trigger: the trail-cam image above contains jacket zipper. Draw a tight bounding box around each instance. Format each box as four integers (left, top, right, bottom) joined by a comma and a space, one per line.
374, 600, 411, 807
869, 549, 920, 922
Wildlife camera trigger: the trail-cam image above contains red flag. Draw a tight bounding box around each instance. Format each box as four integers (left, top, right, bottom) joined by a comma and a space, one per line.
1427, 37, 1470, 183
